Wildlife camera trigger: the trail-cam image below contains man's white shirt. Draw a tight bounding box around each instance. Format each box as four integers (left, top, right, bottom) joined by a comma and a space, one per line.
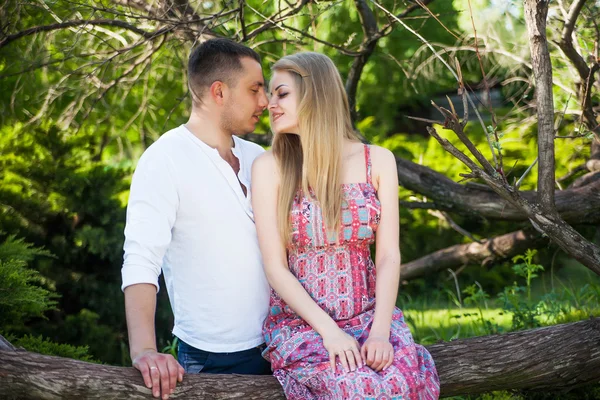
122, 125, 270, 352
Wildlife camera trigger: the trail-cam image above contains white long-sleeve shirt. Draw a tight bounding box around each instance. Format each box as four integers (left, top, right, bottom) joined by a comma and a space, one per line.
121, 125, 270, 352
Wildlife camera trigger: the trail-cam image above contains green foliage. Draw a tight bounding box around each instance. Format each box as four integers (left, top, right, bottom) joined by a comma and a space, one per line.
1, 7, 598, 400
512, 249, 545, 301
162, 336, 179, 359
462, 283, 501, 335
4, 333, 96, 363
498, 249, 547, 330
0, 235, 56, 329
0, 124, 139, 364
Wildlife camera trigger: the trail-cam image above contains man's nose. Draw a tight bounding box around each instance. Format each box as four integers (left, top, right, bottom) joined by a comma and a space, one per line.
258, 90, 268, 110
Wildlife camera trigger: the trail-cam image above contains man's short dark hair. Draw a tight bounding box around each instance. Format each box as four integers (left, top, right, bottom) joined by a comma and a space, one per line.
188, 38, 261, 105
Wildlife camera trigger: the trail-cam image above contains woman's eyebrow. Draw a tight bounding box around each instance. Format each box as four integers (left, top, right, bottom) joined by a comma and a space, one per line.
269, 83, 288, 95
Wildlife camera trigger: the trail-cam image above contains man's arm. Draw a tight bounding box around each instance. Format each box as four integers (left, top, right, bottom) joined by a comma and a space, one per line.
125, 283, 159, 361
121, 147, 183, 399
125, 283, 183, 400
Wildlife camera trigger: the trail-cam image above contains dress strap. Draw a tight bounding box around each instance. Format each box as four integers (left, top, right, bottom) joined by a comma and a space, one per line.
364, 144, 373, 185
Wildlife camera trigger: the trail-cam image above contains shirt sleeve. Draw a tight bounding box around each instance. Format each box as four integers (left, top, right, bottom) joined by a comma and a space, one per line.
121, 147, 179, 292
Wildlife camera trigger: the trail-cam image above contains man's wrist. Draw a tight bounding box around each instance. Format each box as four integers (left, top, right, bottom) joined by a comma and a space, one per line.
131, 347, 158, 361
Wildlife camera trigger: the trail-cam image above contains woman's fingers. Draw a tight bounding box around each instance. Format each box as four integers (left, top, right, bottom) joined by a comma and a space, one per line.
360, 341, 368, 362
329, 351, 337, 372
345, 349, 357, 371
351, 345, 363, 368
338, 350, 350, 373
384, 349, 394, 370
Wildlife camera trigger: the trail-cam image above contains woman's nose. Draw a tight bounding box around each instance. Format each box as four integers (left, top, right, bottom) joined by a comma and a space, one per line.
268, 97, 277, 110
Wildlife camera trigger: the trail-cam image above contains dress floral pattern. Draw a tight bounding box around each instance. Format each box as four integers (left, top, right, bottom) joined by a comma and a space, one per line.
263, 145, 440, 399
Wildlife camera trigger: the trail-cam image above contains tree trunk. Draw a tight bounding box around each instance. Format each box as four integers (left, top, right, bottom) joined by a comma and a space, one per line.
524, 0, 556, 213
1, 318, 599, 399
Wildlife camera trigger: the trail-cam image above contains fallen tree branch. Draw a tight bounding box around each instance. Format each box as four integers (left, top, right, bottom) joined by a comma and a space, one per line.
395, 156, 600, 223
1, 319, 599, 398
401, 229, 547, 281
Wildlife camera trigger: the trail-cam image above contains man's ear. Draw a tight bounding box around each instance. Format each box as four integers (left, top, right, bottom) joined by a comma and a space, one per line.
210, 81, 226, 105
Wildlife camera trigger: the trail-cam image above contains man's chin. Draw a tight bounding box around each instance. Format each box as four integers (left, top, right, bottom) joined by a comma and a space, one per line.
233, 125, 258, 136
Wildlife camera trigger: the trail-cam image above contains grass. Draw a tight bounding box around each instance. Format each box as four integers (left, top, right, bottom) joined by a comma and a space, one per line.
397, 253, 600, 399
405, 307, 512, 344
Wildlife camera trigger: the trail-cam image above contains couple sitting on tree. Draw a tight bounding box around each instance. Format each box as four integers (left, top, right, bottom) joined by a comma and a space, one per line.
121, 38, 440, 400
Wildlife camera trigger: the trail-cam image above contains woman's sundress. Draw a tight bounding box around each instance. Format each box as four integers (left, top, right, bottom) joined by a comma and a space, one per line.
263, 145, 440, 400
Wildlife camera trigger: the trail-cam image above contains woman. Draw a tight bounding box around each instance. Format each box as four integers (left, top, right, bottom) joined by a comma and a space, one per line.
251, 52, 439, 399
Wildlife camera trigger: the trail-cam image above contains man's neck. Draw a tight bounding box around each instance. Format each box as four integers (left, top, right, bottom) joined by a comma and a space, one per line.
186, 110, 234, 158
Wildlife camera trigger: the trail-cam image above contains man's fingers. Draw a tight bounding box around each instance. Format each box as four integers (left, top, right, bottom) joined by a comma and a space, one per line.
157, 363, 170, 399
149, 365, 161, 398
134, 360, 153, 389
167, 359, 179, 393
178, 364, 185, 382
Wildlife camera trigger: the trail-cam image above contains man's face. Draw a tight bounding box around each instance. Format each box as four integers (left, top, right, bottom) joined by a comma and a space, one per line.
221, 57, 268, 135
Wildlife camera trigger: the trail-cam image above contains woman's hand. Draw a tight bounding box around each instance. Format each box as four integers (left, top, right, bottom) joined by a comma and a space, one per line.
322, 327, 363, 373
361, 335, 394, 372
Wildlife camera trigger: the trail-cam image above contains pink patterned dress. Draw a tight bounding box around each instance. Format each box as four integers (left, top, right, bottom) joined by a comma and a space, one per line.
263, 145, 440, 400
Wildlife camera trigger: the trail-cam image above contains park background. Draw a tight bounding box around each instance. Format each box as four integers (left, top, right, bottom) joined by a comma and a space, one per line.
1, 0, 600, 398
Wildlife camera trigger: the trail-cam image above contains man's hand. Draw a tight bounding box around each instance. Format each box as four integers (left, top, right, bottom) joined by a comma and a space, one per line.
132, 349, 185, 399
360, 335, 394, 372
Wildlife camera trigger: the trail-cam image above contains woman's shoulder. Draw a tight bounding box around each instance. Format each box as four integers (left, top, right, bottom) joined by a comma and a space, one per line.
367, 144, 396, 169
253, 149, 276, 167
251, 150, 280, 182
367, 144, 394, 160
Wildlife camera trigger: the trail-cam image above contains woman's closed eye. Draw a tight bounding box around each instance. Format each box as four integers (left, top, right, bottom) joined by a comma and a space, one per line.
277, 92, 289, 98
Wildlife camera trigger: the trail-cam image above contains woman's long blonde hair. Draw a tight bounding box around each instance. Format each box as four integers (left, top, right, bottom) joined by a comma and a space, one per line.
271, 52, 360, 244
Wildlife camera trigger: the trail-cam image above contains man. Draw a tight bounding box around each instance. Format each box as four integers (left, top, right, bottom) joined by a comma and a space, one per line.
121, 38, 271, 400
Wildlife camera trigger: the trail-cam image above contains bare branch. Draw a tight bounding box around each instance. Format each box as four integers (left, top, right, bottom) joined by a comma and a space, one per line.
429, 210, 483, 243
244, 0, 311, 41
559, 0, 590, 79
345, 0, 378, 121
557, 163, 587, 183
0, 19, 163, 49
345, 0, 437, 121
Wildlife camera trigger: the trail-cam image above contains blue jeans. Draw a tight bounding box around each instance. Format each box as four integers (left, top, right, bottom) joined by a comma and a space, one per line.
177, 339, 271, 375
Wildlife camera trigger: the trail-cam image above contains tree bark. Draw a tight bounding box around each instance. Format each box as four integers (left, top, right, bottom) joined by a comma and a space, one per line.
524, 0, 556, 214
430, 317, 600, 396
401, 229, 547, 281
1, 319, 600, 398
395, 157, 600, 223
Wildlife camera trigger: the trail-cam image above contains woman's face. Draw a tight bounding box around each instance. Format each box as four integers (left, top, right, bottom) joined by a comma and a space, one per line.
268, 70, 299, 135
